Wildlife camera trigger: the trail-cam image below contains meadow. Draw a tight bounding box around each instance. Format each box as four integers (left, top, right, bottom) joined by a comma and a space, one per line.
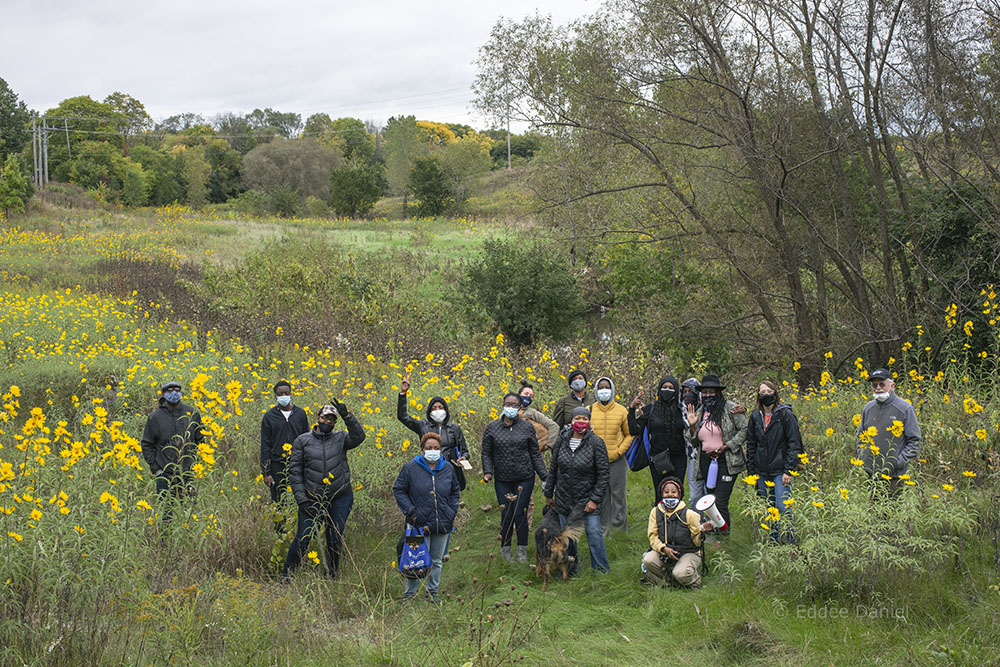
1, 204, 998, 665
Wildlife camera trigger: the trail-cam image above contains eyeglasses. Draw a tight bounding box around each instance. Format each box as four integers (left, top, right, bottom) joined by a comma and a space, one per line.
503, 401, 521, 408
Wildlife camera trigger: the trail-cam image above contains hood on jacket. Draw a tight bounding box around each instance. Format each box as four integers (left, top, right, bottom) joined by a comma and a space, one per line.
425, 396, 450, 424
415, 454, 447, 473
594, 376, 616, 405
657, 375, 680, 404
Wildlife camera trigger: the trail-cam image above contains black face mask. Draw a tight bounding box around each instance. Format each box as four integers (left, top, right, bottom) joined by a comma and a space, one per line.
702, 396, 717, 410
659, 389, 676, 402
759, 394, 777, 407
317, 422, 334, 434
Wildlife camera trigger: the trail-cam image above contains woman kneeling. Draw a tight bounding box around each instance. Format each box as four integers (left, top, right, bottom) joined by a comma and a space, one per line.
641, 478, 713, 588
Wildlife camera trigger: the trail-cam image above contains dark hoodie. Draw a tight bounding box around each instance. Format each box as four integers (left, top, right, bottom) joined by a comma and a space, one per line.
745, 403, 804, 477
140, 397, 204, 478
397, 393, 470, 488
628, 375, 685, 456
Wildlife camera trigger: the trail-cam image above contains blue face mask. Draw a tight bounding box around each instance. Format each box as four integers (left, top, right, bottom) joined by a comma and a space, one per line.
164, 390, 182, 404
423, 449, 441, 463
520, 395, 533, 408
276, 395, 292, 407
503, 406, 519, 419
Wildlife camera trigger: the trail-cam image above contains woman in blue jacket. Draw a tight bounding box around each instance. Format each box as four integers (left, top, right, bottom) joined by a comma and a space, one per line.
393, 432, 461, 604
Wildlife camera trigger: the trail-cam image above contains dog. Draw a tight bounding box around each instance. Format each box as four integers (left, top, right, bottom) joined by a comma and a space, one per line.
534, 504, 585, 591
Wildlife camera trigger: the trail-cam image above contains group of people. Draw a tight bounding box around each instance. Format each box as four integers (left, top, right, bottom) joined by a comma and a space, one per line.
138, 365, 921, 598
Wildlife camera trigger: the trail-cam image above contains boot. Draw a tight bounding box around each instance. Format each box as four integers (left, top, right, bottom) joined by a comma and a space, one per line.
501, 546, 514, 562
516, 545, 528, 563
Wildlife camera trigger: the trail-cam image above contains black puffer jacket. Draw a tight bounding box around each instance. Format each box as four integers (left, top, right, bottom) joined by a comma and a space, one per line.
288, 413, 366, 505
543, 427, 609, 516
140, 399, 204, 478
392, 455, 461, 534
745, 404, 804, 477
481, 416, 547, 483
397, 393, 470, 489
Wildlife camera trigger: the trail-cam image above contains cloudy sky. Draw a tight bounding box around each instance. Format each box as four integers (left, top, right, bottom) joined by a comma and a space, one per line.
2, 0, 594, 129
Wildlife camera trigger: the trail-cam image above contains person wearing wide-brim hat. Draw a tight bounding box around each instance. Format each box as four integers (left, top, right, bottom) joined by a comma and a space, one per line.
551, 370, 589, 429
683, 374, 748, 535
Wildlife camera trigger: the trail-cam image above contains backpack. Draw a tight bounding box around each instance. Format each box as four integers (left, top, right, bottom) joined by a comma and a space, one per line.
625, 426, 652, 471
396, 525, 432, 579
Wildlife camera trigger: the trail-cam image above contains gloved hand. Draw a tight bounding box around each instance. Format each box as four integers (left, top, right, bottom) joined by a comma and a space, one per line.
331, 398, 349, 417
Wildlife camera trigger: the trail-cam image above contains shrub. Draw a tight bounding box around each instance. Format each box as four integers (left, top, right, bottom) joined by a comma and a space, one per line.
330, 166, 379, 218
461, 238, 585, 346
408, 155, 452, 216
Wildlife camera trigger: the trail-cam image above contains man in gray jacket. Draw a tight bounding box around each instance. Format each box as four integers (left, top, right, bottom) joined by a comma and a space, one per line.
856, 369, 921, 497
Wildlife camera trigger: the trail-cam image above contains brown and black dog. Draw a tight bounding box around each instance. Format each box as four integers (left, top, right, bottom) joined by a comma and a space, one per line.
534, 504, 585, 591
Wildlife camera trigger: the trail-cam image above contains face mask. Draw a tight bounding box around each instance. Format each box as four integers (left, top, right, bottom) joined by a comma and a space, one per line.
430, 409, 447, 424
503, 406, 519, 419
759, 394, 777, 407
164, 390, 182, 404
317, 422, 334, 434
570, 379, 586, 392
276, 395, 292, 408
661, 497, 680, 510
702, 396, 717, 410
596, 388, 613, 403
423, 449, 441, 463
873, 391, 890, 403
571, 420, 590, 433
520, 395, 532, 408
659, 389, 676, 402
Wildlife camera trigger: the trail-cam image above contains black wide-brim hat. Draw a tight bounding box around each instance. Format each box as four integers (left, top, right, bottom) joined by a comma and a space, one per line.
696, 374, 726, 390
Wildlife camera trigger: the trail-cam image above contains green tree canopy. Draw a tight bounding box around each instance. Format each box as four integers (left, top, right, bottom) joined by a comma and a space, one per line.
0, 78, 31, 161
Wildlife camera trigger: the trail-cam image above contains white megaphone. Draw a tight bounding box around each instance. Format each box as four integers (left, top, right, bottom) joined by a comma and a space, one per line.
695, 494, 727, 530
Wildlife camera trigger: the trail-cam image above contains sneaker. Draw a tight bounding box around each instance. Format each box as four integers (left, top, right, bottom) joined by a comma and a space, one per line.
516, 546, 528, 563
426, 593, 442, 605
401, 593, 416, 606
501, 546, 514, 562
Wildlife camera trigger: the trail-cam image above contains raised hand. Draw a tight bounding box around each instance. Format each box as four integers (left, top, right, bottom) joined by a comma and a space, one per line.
400, 373, 411, 394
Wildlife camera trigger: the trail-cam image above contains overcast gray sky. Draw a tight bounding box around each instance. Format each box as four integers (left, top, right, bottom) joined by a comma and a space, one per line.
2, 0, 593, 129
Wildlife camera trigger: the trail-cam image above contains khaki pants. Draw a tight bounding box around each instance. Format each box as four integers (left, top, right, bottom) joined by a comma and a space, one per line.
601, 457, 629, 536
642, 550, 701, 587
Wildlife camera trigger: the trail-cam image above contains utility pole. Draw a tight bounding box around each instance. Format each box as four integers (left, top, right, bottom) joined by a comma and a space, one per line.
42, 117, 49, 186
506, 103, 512, 170
31, 118, 39, 188
65, 119, 71, 158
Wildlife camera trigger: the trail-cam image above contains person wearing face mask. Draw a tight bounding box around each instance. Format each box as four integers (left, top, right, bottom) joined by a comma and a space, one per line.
284, 400, 366, 579
260, 380, 310, 504
856, 368, 921, 497
482, 392, 548, 563
590, 376, 632, 537
551, 370, 589, 429
543, 407, 611, 573
629, 376, 687, 505
393, 432, 461, 604
745, 381, 803, 543
685, 374, 748, 536
641, 478, 713, 587
680, 378, 706, 507
140, 381, 204, 524
398, 372, 470, 490
517, 381, 559, 452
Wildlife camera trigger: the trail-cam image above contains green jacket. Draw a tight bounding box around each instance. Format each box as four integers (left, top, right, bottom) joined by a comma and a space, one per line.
685, 400, 749, 477
551, 391, 590, 429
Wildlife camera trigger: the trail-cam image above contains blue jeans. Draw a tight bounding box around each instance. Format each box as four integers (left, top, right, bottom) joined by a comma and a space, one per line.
495, 478, 534, 547
757, 475, 795, 543
403, 529, 450, 596
687, 457, 706, 507
559, 510, 610, 573
284, 491, 354, 578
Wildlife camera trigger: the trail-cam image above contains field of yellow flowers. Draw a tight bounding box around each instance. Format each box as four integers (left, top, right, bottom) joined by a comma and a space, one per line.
1, 208, 999, 664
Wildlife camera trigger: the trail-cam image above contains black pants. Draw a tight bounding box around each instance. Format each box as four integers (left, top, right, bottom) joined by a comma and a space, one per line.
268, 464, 287, 503
701, 455, 735, 529
649, 448, 688, 505
495, 478, 534, 547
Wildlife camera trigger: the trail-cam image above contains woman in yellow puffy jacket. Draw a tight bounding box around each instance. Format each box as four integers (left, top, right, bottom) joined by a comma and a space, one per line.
589, 376, 632, 537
